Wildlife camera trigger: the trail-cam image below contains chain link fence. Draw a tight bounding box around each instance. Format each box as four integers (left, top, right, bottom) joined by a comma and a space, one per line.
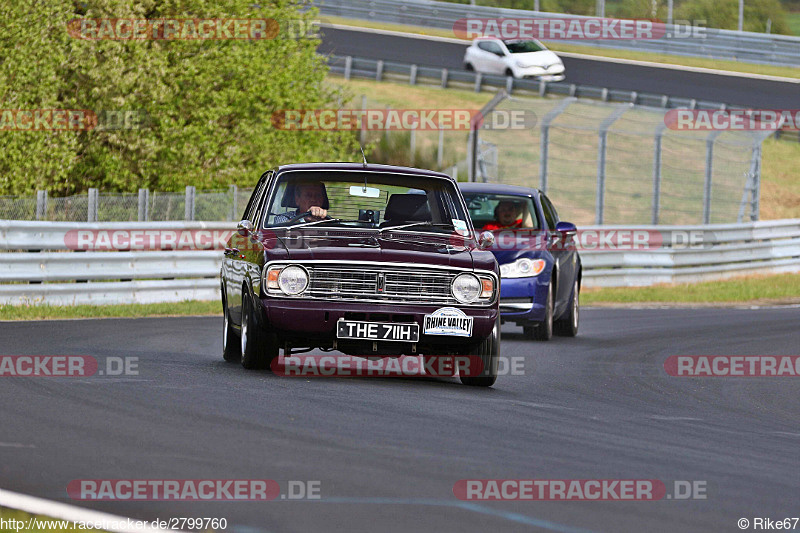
0, 186, 255, 222
473, 95, 772, 226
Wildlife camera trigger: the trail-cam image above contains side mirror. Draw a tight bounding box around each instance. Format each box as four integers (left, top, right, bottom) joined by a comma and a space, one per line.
555, 221, 577, 236
237, 219, 253, 237
477, 230, 495, 250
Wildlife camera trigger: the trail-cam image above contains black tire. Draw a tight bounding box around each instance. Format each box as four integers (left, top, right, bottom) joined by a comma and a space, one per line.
240, 290, 279, 370
505, 68, 514, 77
527, 282, 553, 341
221, 286, 240, 362
464, 62, 474, 71
460, 319, 500, 387
554, 279, 579, 337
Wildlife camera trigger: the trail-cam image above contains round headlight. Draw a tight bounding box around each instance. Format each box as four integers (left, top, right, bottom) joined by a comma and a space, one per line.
516, 258, 533, 275
452, 273, 481, 303
277, 265, 308, 295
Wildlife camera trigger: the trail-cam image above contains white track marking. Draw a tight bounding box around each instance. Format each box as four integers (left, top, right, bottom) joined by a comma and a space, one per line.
0, 488, 174, 533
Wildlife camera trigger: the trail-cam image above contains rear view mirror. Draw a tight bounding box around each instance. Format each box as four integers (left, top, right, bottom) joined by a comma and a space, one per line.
237, 219, 253, 237
555, 221, 577, 235
350, 185, 381, 198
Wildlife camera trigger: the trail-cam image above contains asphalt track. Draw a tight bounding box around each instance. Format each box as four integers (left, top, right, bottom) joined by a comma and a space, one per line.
1, 308, 799, 532
318, 26, 800, 109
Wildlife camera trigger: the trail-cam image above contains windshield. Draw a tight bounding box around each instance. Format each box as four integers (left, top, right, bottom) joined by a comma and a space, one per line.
504, 40, 545, 54
263, 170, 470, 234
462, 193, 540, 231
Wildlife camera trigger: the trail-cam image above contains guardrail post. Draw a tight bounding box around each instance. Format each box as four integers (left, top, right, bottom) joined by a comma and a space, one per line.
474, 73, 482, 93
344, 56, 352, 80
229, 185, 238, 221
652, 123, 667, 224
35, 190, 48, 220
539, 97, 576, 194
596, 105, 630, 225
539, 79, 547, 97
505, 75, 513, 94
138, 188, 149, 221
87, 188, 98, 222
703, 131, 723, 224
185, 185, 196, 221
409, 64, 417, 85
441, 68, 448, 88
376, 60, 384, 82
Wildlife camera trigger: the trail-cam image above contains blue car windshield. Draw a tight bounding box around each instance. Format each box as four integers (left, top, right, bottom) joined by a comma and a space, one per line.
462, 193, 540, 231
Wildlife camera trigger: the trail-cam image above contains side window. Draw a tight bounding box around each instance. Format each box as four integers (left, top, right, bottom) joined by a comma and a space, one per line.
243, 175, 268, 223
478, 41, 503, 55
540, 194, 558, 230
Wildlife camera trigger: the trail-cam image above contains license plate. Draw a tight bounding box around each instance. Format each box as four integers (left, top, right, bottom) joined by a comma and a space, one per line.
336, 320, 419, 342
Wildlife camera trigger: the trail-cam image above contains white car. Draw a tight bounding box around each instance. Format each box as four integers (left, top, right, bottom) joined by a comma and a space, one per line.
463, 38, 565, 81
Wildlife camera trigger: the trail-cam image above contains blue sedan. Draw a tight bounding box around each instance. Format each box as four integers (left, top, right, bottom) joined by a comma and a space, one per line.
459, 183, 581, 340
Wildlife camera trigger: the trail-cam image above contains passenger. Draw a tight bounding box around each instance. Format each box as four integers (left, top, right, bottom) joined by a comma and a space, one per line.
482, 200, 524, 231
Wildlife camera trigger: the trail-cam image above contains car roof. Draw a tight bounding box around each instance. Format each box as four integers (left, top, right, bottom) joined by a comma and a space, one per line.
275, 162, 454, 180
458, 182, 540, 197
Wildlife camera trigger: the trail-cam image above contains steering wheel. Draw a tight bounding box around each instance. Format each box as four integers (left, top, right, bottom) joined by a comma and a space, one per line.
286, 211, 332, 223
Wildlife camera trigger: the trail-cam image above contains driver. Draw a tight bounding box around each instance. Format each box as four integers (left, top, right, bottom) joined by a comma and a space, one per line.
274, 181, 328, 223
482, 200, 523, 231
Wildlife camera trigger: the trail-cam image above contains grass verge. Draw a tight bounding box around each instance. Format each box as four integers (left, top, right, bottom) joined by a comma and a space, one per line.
0, 300, 220, 321
320, 15, 800, 80
582, 273, 800, 305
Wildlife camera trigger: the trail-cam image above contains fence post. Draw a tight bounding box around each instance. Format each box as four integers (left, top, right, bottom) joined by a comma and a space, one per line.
376, 60, 384, 82
651, 123, 667, 224
596, 105, 630, 225
409, 64, 417, 85
87, 188, 98, 222
138, 188, 149, 221
185, 185, 196, 221
539, 97, 576, 194
35, 190, 48, 220
703, 131, 722, 224
441, 68, 448, 88
468, 90, 508, 182
437, 127, 444, 169
409, 129, 416, 166
360, 95, 368, 146
230, 184, 238, 221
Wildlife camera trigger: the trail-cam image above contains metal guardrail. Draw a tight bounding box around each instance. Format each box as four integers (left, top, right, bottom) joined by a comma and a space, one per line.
328, 54, 733, 110
1, 220, 798, 305
315, 0, 800, 67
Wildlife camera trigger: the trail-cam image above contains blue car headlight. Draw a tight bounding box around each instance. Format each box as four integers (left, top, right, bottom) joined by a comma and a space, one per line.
500, 258, 546, 278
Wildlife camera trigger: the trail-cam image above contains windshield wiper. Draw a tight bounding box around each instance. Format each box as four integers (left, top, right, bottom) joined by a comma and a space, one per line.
285, 218, 376, 230
379, 222, 454, 233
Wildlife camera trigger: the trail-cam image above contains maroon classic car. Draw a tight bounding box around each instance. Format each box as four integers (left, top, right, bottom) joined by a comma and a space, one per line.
220, 163, 501, 386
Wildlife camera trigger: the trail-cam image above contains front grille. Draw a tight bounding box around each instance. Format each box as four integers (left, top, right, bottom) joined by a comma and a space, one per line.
305, 265, 458, 305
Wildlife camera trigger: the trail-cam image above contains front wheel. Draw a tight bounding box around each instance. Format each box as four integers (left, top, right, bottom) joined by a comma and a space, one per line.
554, 279, 579, 337
460, 319, 500, 387
222, 288, 240, 362
241, 292, 279, 370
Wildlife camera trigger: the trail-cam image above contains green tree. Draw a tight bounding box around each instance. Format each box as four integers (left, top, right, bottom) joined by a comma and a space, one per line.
675, 0, 789, 33
0, 0, 360, 195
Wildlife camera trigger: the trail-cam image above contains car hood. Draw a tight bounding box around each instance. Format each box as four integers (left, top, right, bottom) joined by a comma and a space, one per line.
512, 50, 561, 67
271, 230, 478, 270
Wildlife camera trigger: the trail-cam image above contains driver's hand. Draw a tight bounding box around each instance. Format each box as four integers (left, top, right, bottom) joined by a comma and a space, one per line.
305, 206, 327, 220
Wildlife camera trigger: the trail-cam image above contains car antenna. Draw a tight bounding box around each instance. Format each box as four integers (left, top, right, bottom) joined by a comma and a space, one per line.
359, 144, 368, 168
